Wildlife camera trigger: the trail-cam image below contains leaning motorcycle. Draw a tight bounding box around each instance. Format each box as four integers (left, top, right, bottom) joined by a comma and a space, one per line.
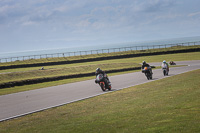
96, 74, 111, 91
142, 67, 152, 80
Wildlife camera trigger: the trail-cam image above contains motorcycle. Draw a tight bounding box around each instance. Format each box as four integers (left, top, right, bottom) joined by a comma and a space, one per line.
169, 61, 176, 65
162, 64, 169, 76
142, 67, 152, 80
96, 74, 111, 91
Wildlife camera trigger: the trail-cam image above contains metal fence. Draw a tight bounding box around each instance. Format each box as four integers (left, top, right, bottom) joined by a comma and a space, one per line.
0, 41, 200, 63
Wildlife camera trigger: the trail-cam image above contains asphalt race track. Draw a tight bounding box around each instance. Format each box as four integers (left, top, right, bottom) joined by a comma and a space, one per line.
0, 60, 199, 122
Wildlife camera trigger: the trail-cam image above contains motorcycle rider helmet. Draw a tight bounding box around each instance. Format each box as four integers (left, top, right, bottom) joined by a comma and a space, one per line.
163, 60, 166, 63
96, 68, 101, 73
142, 61, 146, 65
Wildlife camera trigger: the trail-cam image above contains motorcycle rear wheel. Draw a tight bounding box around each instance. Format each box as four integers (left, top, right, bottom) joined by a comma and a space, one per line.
100, 83, 106, 91
108, 85, 111, 91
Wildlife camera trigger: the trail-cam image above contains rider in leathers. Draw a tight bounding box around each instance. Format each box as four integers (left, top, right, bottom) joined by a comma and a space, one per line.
95, 68, 111, 85
161, 60, 169, 73
141, 61, 153, 74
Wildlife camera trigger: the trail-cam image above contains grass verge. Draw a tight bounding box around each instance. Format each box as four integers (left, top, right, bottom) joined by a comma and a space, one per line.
0, 45, 199, 67
1, 51, 200, 74
0, 51, 199, 95
0, 63, 140, 83
0, 69, 199, 133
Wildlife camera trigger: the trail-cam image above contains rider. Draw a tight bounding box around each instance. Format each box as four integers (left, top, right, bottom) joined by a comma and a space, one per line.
141, 61, 153, 74
95, 68, 111, 85
161, 60, 169, 72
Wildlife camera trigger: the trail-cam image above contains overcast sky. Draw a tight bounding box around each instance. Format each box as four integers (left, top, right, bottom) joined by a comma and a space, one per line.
0, 0, 200, 53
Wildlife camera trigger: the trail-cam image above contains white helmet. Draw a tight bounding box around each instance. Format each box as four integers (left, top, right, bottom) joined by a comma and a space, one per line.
163, 60, 166, 63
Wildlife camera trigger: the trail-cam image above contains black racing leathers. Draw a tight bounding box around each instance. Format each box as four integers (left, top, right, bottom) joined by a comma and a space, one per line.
141, 63, 150, 69
141, 63, 153, 74
95, 70, 110, 84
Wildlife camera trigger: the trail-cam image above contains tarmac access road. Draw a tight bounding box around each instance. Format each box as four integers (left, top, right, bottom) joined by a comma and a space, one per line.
0, 60, 199, 122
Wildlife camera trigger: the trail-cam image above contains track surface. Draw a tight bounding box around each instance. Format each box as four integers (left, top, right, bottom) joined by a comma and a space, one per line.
0, 60, 199, 122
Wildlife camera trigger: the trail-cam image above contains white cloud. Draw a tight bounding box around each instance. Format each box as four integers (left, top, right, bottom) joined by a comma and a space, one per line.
188, 12, 200, 17
0, 4, 20, 14
22, 21, 38, 26
0, 0, 200, 53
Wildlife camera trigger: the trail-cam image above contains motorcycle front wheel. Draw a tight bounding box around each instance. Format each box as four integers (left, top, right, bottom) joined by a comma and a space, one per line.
145, 73, 150, 80
163, 70, 166, 76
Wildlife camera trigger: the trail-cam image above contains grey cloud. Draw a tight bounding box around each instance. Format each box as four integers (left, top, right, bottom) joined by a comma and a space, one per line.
0, 0, 200, 53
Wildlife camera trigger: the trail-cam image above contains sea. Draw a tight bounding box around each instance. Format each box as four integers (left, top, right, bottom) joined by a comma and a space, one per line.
0, 36, 200, 62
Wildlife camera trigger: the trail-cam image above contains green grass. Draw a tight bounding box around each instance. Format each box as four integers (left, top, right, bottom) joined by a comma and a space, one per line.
0, 45, 199, 67
0, 51, 199, 81
0, 51, 199, 95
0, 62, 140, 83
1, 51, 199, 74
0, 69, 199, 133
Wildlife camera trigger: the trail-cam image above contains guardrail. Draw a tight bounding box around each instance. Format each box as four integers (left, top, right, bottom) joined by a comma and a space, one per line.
0, 41, 200, 63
